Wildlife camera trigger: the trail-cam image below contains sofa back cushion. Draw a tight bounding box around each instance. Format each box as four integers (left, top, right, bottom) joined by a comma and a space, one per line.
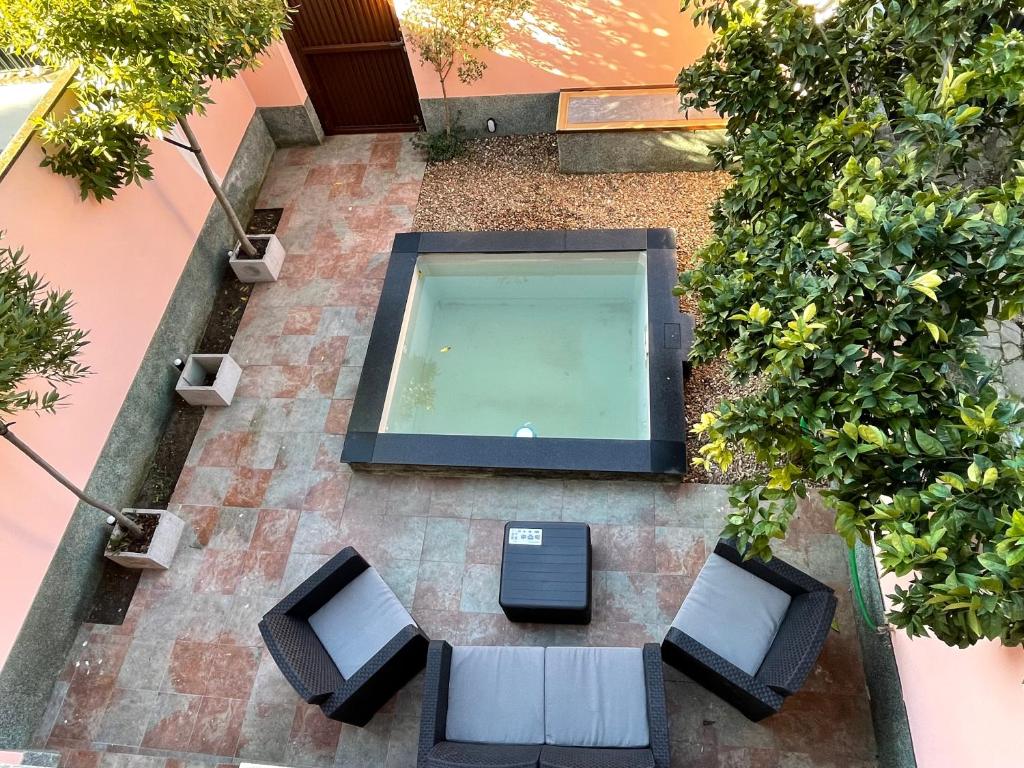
445, 646, 546, 745
671, 553, 792, 676
543, 647, 649, 748
307, 567, 414, 678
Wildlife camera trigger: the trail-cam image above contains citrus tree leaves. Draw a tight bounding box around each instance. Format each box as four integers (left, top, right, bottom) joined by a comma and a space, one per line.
679, 0, 1024, 647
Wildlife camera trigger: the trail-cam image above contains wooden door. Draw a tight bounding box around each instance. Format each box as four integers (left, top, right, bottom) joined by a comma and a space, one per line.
286, 0, 423, 134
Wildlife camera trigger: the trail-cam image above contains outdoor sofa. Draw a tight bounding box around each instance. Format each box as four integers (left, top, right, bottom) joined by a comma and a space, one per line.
259, 546, 429, 725
662, 538, 837, 721
419, 641, 670, 768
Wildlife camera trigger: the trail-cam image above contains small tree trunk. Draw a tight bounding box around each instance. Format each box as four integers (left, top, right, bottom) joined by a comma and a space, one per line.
0, 422, 144, 538
177, 116, 257, 257
439, 74, 452, 136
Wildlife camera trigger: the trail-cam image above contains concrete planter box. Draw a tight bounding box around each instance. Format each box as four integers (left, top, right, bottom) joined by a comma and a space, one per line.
558, 129, 726, 173
175, 353, 242, 406
104, 509, 185, 570
229, 233, 285, 282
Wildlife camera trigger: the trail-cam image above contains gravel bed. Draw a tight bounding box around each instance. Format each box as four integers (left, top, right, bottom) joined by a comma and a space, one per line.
412, 134, 760, 483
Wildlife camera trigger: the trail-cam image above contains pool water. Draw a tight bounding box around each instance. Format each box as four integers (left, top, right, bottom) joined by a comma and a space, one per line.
380, 252, 650, 440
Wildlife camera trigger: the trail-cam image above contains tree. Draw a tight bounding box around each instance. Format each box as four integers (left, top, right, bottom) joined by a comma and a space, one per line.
0, 238, 142, 537
678, 0, 1024, 647
403, 0, 533, 137
0, 0, 292, 256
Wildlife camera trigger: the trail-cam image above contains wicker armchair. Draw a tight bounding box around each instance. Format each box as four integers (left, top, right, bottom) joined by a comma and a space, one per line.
259, 547, 428, 726
661, 539, 836, 721
419, 641, 670, 768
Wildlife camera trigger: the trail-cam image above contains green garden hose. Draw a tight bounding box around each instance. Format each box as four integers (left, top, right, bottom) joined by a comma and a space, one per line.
848, 545, 878, 628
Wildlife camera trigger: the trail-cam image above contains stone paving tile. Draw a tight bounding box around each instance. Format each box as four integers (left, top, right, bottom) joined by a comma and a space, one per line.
284, 703, 342, 768
140, 693, 201, 750
465, 518, 505, 565
562, 480, 655, 525
235, 654, 300, 764
592, 570, 661, 625
333, 715, 392, 768
250, 508, 300, 552
420, 517, 469, 563
96, 688, 157, 747
655, 482, 731, 528
375, 557, 421, 610
385, 475, 433, 517
413, 561, 464, 612
591, 523, 657, 572
459, 563, 502, 614
188, 696, 247, 756
115, 638, 174, 691
279, 552, 330, 597
513, 478, 565, 521
207, 508, 259, 549
37, 133, 878, 768
655, 525, 707, 577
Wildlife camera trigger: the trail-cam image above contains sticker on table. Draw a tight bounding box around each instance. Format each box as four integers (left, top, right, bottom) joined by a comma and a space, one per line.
508, 527, 543, 545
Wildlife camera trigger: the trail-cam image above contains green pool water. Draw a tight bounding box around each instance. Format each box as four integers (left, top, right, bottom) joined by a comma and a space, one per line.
381, 252, 650, 440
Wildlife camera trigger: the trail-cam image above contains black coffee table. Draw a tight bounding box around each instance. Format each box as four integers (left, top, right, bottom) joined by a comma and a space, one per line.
499, 521, 592, 624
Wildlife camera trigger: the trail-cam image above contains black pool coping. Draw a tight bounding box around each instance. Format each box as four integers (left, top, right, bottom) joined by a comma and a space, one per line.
341, 228, 692, 477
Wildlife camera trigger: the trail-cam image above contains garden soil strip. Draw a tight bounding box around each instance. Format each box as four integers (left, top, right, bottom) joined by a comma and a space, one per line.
87, 213, 271, 623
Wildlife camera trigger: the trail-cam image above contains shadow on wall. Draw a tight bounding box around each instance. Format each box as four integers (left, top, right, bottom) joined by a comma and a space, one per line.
400, 0, 712, 97
497, 1, 710, 87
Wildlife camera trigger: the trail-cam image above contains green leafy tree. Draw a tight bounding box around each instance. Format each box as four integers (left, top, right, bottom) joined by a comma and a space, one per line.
403, 0, 533, 149
0, 238, 141, 536
678, 0, 1024, 647
0, 0, 292, 256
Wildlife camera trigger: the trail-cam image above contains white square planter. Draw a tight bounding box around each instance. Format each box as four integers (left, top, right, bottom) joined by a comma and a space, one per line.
175, 353, 242, 406
229, 233, 285, 282
105, 509, 185, 570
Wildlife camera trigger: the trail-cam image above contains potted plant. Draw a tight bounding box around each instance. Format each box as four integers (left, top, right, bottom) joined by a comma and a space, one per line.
174, 352, 242, 407
0, 238, 184, 569
1, 0, 293, 277
228, 230, 286, 282
104, 508, 186, 569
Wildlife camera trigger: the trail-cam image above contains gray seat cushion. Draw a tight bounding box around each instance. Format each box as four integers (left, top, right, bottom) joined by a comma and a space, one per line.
307, 567, 414, 678
539, 746, 654, 768
427, 742, 542, 768
446, 646, 546, 745
543, 647, 649, 748
672, 553, 792, 675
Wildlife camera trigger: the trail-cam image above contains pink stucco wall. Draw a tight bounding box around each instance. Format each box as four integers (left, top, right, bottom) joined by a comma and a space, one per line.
397, 0, 712, 99
242, 41, 308, 108
0, 51, 305, 671
879, 572, 1024, 767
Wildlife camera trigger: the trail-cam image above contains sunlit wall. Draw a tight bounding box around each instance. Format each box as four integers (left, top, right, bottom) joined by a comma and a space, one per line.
396, 0, 712, 98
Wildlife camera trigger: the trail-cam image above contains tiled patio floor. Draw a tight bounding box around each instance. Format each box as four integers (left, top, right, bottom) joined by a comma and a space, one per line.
33, 134, 878, 768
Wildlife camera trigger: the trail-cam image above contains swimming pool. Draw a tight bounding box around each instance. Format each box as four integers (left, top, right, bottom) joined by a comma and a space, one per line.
381, 251, 650, 441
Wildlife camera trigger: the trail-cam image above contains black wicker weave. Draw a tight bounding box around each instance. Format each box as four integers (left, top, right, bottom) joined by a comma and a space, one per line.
660, 539, 837, 721
418, 641, 670, 768
259, 547, 429, 726
641, 644, 670, 768
538, 746, 654, 768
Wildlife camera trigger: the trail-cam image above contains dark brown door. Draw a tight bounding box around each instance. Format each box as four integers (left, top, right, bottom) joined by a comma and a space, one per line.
286, 0, 423, 134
